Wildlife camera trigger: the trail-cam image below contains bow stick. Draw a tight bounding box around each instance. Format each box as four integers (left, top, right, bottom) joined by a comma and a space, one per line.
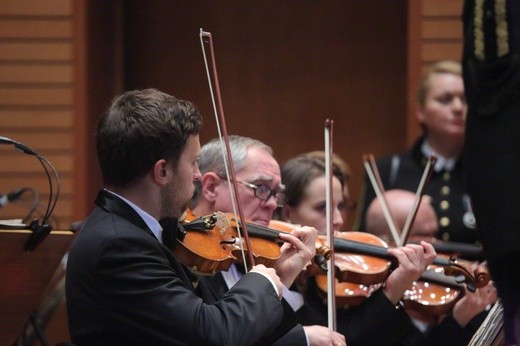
399, 154, 437, 246
363, 154, 400, 245
200, 29, 255, 270
324, 119, 337, 330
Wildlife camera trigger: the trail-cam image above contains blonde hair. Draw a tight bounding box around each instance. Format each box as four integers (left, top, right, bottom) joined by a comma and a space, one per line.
416, 60, 462, 106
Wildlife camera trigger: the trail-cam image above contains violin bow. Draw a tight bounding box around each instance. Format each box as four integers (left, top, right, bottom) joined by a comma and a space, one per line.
324, 119, 337, 331
399, 154, 437, 246
363, 154, 401, 245
200, 29, 255, 271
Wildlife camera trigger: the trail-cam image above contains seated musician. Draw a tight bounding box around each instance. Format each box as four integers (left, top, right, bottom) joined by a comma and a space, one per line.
191, 135, 346, 346
65, 89, 318, 345
365, 189, 497, 344
275, 153, 442, 346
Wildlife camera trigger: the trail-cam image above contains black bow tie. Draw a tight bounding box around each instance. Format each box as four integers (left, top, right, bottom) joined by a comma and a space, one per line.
159, 218, 183, 249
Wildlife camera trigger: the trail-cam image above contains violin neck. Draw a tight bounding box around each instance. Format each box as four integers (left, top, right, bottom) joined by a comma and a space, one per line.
431, 256, 454, 267
333, 238, 396, 263
432, 240, 484, 261
333, 238, 458, 273
238, 222, 281, 241
419, 269, 463, 289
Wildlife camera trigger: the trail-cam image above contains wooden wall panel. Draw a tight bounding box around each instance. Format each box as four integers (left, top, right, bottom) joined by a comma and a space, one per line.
0, 0, 74, 237
0, 0, 71, 16
420, 0, 464, 63
0, 65, 72, 83
0, 176, 73, 195
0, 87, 73, 106
0, 154, 72, 172
422, 42, 463, 62
0, 133, 72, 150
0, 42, 72, 61
422, 0, 464, 16
0, 19, 72, 38
0, 110, 72, 128
422, 20, 462, 39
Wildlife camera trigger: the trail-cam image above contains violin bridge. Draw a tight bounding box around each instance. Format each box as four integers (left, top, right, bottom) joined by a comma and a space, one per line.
211, 211, 232, 235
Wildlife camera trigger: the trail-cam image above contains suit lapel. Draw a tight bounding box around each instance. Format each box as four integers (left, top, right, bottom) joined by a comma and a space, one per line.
95, 189, 196, 290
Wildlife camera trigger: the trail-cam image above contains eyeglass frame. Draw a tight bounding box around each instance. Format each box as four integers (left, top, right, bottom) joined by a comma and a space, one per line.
216, 174, 285, 207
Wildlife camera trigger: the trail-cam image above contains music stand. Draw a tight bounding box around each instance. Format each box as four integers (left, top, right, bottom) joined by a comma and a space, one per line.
0, 228, 75, 344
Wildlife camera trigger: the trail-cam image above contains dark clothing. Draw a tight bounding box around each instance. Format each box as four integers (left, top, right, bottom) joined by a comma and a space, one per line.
198, 271, 307, 346
66, 190, 292, 345
356, 137, 481, 246
462, 0, 520, 343
296, 278, 479, 346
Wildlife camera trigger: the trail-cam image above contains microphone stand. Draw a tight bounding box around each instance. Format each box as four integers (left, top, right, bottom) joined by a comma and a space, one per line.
0, 136, 61, 251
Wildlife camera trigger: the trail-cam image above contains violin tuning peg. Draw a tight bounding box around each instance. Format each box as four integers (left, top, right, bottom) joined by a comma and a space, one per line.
455, 274, 466, 284
467, 283, 476, 293
314, 254, 328, 272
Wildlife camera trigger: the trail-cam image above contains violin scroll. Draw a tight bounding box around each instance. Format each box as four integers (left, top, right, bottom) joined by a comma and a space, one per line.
437, 257, 490, 292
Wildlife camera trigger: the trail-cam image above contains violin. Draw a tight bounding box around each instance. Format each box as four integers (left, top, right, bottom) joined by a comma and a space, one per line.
378, 232, 488, 316
308, 231, 489, 308
312, 232, 389, 308
402, 268, 464, 316
174, 210, 330, 275
402, 242, 489, 317
315, 279, 382, 308
329, 231, 489, 289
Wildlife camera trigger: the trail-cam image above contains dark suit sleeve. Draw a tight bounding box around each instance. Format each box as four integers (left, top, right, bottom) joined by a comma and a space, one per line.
339, 290, 415, 346
69, 231, 285, 345
270, 323, 307, 346
414, 313, 473, 346
198, 273, 306, 345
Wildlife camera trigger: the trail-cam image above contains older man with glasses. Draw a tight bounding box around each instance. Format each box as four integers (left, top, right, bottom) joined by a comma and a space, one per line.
191, 135, 346, 346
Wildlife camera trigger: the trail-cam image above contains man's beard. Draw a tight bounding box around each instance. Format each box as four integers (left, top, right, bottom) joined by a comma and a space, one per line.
160, 180, 192, 219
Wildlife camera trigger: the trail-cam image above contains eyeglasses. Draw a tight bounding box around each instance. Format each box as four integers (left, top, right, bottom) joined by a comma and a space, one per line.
216, 174, 285, 207
236, 180, 285, 207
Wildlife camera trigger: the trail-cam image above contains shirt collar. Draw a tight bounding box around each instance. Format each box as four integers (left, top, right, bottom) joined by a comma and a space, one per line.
421, 140, 456, 172
103, 188, 163, 241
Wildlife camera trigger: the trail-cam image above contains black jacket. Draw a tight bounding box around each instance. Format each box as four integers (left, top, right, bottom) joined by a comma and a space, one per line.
66, 190, 292, 345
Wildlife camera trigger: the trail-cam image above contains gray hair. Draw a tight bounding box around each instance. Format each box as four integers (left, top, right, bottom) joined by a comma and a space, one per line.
191, 135, 273, 206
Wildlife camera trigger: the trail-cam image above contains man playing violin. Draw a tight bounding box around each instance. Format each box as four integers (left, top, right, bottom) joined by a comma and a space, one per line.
366, 189, 497, 345
191, 135, 346, 346
65, 89, 318, 345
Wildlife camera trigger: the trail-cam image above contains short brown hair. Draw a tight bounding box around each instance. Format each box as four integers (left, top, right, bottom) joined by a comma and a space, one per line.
96, 88, 203, 187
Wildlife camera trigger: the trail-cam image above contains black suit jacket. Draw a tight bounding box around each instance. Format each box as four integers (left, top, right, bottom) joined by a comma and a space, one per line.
197, 267, 307, 346
66, 190, 289, 345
